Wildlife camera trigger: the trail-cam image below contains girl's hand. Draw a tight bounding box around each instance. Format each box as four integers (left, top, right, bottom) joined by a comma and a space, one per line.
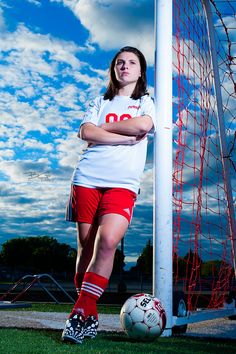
136, 133, 147, 141
129, 133, 147, 145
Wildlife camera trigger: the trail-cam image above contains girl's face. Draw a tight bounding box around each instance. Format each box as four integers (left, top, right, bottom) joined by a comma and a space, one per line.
114, 51, 141, 88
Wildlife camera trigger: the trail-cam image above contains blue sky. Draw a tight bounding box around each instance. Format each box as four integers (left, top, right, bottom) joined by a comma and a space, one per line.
0, 0, 156, 269
0, 0, 235, 269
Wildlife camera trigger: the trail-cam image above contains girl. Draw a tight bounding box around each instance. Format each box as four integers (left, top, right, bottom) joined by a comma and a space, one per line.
62, 46, 155, 344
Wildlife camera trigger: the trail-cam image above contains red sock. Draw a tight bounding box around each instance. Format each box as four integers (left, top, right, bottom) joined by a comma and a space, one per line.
70, 272, 108, 319
74, 272, 84, 294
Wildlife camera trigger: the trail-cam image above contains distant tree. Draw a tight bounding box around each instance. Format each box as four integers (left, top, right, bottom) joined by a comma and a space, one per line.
112, 248, 125, 275
129, 245, 204, 280
0, 236, 125, 277
1, 236, 76, 273
183, 249, 202, 281
173, 252, 187, 277
201, 260, 224, 277
129, 239, 153, 276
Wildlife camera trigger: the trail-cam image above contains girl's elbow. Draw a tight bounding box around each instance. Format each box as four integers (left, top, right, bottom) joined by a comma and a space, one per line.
80, 124, 98, 142
140, 119, 153, 134
80, 130, 86, 140
80, 125, 91, 140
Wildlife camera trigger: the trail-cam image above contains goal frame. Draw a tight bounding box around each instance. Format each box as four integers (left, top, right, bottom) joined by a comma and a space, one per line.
153, 0, 236, 336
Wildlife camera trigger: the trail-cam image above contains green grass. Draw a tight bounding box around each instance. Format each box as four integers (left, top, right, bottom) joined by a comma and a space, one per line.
0, 302, 120, 314
0, 328, 235, 354
1, 304, 235, 353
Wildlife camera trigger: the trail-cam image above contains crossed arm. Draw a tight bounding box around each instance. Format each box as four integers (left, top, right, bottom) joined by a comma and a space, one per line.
79, 115, 153, 145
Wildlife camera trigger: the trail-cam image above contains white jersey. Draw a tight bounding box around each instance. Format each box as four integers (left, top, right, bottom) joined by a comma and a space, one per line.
72, 95, 155, 194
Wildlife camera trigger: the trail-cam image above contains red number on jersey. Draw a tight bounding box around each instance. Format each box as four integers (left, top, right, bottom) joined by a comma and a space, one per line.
105, 113, 132, 123
120, 114, 132, 121
106, 113, 118, 123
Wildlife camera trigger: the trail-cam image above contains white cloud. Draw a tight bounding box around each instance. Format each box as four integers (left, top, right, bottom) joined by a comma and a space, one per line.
0, 22, 107, 143
55, 0, 155, 65
25, 0, 42, 6
23, 139, 54, 152
0, 23, 81, 69
56, 132, 88, 168
0, 149, 15, 159
0, 158, 52, 183
0, 91, 49, 134
137, 168, 154, 206
215, 16, 236, 43
52, 84, 81, 110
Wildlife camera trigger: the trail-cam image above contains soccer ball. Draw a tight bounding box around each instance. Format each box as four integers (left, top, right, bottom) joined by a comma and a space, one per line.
120, 293, 166, 341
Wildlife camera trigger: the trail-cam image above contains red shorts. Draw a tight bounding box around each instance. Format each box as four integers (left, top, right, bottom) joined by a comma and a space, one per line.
66, 185, 137, 224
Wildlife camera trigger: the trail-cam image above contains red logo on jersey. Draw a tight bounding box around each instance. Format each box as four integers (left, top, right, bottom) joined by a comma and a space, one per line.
128, 105, 140, 109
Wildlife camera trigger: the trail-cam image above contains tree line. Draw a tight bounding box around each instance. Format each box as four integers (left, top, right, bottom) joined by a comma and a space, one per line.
0, 236, 233, 280
128, 239, 234, 278
0, 236, 125, 279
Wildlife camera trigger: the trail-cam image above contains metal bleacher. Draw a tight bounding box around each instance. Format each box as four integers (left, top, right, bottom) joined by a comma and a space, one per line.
0, 273, 75, 309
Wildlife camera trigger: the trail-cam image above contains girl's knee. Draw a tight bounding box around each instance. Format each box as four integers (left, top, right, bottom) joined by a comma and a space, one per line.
98, 234, 119, 252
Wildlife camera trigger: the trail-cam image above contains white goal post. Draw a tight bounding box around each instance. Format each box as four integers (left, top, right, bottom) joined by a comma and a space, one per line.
153, 0, 173, 337
153, 0, 236, 337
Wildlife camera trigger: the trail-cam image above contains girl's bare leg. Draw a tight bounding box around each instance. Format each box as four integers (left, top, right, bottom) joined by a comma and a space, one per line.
87, 213, 129, 279
74, 222, 98, 293
70, 214, 129, 320
75, 222, 98, 274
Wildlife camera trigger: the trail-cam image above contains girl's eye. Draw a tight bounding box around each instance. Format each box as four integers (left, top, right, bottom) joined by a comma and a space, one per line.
116, 60, 136, 66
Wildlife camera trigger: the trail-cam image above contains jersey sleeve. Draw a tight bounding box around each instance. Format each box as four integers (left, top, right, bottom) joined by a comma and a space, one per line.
140, 95, 156, 132
80, 96, 103, 127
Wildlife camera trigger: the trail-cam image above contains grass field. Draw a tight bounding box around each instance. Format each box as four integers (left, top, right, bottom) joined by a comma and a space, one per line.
0, 303, 235, 353
0, 328, 235, 354
0, 302, 120, 314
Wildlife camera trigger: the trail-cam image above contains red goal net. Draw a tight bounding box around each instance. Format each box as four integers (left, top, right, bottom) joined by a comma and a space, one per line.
172, 0, 236, 310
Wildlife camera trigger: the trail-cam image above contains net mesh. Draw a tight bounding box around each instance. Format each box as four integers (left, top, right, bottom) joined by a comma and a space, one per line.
172, 0, 235, 310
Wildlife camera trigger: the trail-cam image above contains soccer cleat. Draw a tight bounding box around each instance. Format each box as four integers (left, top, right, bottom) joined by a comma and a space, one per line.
61, 313, 85, 344
83, 315, 99, 338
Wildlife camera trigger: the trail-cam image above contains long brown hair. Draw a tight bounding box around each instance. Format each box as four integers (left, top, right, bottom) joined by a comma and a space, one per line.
104, 46, 148, 100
